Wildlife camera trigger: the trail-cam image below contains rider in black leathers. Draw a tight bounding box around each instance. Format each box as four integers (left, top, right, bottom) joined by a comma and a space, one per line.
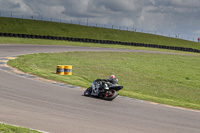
95, 75, 118, 89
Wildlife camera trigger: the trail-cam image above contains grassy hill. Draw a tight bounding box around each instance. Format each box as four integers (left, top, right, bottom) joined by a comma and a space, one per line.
0, 17, 200, 50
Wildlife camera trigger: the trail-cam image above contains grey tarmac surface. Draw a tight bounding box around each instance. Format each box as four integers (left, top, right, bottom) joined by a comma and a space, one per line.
0, 44, 199, 133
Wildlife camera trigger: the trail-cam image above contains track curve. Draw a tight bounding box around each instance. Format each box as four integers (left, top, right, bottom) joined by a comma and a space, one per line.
0, 44, 199, 133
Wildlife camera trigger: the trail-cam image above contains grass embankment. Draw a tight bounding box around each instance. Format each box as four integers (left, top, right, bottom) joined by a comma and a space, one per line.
0, 17, 200, 50
0, 123, 41, 133
8, 52, 200, 109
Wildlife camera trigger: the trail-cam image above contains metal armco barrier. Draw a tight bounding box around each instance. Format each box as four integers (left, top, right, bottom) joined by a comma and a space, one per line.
56, 65, 64, 75
0, 32, 199, 53
64, 65, 72, 75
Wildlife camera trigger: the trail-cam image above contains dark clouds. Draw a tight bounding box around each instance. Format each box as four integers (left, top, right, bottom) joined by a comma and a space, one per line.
0, 0, 200, 41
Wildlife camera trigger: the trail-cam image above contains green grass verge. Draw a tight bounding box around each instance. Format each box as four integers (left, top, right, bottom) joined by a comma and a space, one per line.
8, 51, 200, 110
1, 17, 200, 50
0, 123, 41, 133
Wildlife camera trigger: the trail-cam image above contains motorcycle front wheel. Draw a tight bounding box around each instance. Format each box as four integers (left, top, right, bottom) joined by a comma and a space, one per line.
84, 87, 92, 96
104, 90, 118, 101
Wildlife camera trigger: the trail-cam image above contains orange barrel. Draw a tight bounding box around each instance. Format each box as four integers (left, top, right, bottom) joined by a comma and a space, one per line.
56, 65, 64, 75
64, 65, 72, 75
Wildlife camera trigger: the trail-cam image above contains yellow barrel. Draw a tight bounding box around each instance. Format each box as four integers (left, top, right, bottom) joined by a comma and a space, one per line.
56, 65, 64, 75
64, 65, 72, 75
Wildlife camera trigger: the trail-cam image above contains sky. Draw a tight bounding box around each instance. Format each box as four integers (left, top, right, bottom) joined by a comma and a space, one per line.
0, 0, 200, 42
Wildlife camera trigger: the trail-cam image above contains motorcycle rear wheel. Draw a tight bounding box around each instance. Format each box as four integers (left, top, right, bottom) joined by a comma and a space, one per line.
104, 90, 118, 101
84, 87, 92, 96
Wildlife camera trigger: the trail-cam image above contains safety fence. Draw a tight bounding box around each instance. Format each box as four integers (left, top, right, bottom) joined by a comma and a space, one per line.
0, 32, 199, 53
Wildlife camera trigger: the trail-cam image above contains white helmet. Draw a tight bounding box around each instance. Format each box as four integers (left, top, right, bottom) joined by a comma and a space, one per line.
109, 75, 115, 80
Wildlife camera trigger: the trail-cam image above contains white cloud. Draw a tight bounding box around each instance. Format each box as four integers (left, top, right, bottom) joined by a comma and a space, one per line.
193, 30, 200, 35
0, 0, 200, 41
3, 0, 34, 15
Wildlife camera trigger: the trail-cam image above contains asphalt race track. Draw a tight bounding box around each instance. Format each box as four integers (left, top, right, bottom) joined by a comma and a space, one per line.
0, 44, 199, 133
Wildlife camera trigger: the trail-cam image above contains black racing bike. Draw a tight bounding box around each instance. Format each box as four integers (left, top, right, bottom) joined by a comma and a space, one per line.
84, 79, 123, 101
